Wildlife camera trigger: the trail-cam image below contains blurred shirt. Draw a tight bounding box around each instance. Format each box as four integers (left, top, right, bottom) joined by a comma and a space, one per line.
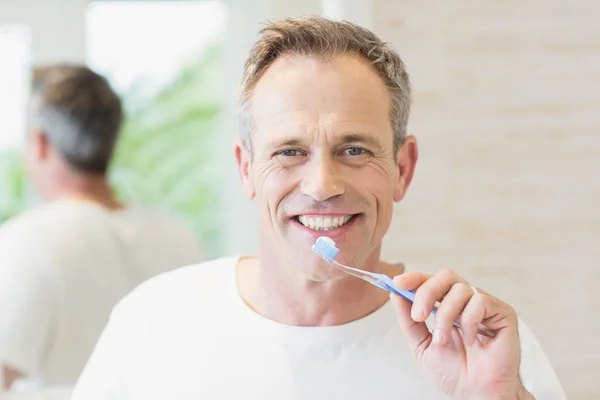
0, 198, 203, 389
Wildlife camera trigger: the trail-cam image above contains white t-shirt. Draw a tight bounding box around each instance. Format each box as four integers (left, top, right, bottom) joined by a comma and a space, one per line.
0, 199, 203, 389
71, 257, 567, 400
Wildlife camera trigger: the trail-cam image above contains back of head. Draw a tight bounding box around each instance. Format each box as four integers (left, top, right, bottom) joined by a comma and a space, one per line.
29, 65, 123, 174
239, 16, 411, 154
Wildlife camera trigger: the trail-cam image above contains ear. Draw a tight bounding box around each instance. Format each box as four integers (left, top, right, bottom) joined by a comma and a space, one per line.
393, 135, 418, 202
30, 130, 50, 161
234, 137, 256, 200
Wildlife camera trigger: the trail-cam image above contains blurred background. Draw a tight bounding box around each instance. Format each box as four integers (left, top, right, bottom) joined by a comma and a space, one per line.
0, 0, 598, 399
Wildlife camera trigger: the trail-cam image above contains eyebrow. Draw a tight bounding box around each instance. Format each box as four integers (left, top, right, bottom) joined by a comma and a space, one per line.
268, 131, 386, 150
269, 138, 304, 148
338, 132, 385, 150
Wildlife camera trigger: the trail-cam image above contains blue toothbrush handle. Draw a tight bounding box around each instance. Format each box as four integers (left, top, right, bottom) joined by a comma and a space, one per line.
376, 274, 497, 338
377, 274, 416, 302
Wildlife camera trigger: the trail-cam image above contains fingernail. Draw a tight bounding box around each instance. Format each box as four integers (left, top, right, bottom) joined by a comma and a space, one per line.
432, 329, 444, 345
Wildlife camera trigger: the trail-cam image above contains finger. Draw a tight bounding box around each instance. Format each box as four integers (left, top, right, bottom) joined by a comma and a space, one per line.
389, 292, 431, 360
393, 271, 432, 291
412, 268, 468, 323
448, 325, 468, 352
431, 283, 474, 346
460, 294, 485, 346
393, 272, 432, 323
460, 292, 517, 346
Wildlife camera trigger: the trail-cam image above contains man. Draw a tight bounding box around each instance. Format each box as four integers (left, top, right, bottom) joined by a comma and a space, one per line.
71, 17, 566, 399
0, 65, 203, 390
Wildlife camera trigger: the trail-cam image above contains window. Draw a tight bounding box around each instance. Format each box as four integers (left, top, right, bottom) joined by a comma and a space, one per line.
0, 24, 31, 223
0, 24, 30, 151
86, 1, 227, 104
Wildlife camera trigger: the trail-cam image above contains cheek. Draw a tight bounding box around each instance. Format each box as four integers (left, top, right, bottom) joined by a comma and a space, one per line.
353, 164, 397, 225
255, 164, 297, 214
357, 162, 397, 201
372, 180, 396, 219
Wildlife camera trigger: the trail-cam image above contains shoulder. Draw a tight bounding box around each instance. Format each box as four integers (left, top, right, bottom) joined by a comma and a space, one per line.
0, 200, 105, 244
124, 205, 191, 229
111, 256, 239, 317
0, 200, 115, 267
0, 204, 64, 269
122, 205, 204, 261
0, 203, 57, 239
122, 205, 201, 243
515, 317, 567, 398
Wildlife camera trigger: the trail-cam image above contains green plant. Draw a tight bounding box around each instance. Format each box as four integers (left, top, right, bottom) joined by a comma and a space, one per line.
110, 44, 224, 256
0, 150, 29, 223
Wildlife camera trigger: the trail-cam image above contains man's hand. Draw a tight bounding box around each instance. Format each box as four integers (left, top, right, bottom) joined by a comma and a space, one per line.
390, 269, 532, 400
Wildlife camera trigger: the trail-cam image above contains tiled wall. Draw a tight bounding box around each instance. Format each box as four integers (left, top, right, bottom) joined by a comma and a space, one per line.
376, 1, 600, 399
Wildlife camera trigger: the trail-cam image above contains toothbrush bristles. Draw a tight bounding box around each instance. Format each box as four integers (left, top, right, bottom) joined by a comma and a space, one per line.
311, 236, 340, 263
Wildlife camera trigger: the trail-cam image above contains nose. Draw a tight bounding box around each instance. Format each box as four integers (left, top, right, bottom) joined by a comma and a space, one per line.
300, 153, 345, 201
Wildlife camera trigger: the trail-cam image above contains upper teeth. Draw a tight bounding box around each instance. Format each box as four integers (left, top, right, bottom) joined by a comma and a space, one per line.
298, 215, 353, 231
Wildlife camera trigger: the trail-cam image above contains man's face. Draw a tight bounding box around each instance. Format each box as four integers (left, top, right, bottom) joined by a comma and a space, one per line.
236, 54, 417, 280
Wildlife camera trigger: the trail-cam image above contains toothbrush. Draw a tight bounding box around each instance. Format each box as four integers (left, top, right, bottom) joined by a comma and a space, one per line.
311, 236, 497, 338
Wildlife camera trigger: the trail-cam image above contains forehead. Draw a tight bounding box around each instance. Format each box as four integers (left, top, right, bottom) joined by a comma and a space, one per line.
249, 54, 393, 145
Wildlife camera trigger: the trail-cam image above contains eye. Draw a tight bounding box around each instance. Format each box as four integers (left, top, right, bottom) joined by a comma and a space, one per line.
273, 148, 307, 167
279, 149, 304, 157
339, 146, 372, 165
343, 147, 368, 156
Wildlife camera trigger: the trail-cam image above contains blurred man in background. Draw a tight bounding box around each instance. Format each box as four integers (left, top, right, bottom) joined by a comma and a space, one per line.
0, 65, 203, 391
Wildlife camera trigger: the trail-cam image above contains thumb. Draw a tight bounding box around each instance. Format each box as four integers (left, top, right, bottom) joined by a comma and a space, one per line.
389, 291, 432, 359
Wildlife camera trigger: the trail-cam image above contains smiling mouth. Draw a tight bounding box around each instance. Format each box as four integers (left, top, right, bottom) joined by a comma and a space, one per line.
294, 215, 356, 231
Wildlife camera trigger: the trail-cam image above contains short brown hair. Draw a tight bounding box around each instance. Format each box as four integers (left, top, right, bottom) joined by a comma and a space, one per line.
239, 16, 411, 154
29, 64, 123, 174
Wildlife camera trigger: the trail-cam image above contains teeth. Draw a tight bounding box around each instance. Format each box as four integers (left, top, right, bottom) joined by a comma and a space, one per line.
297, 215, 354, 231
315, 217, 323, 230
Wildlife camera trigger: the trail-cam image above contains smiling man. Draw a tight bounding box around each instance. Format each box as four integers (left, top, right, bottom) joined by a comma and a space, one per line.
71, 17, 566, 399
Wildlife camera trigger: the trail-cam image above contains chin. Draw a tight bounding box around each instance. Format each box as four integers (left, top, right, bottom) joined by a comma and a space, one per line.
279, 242, 341, 281
304, 262, 348, 282
277, 215, 375, 279
284, 237, 362, 277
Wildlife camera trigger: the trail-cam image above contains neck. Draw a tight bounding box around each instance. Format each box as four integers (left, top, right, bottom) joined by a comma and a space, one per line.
45, 169, 123, 210
238, 246, 403, 327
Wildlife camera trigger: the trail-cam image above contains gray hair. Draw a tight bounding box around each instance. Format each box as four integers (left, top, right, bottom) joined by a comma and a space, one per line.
238, 16, 412, 155
29, 65, 123, 174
